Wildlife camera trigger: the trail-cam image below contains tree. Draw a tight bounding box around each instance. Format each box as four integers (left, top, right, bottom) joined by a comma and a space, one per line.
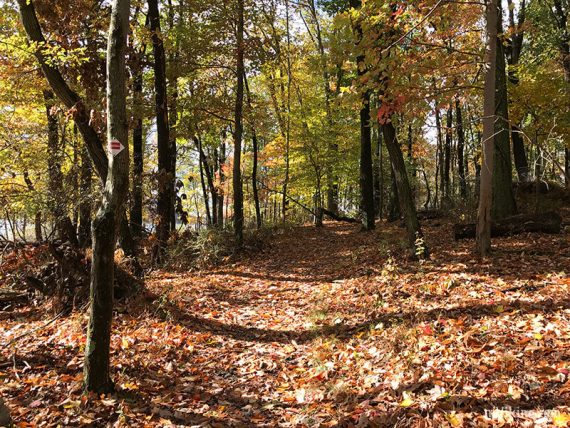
84, 0, 130, 392
233, 0, 245, 246
491, 1, 517, 220
477, 0, 498, 257
148, 0, 172, 263
350, 0, 375, 231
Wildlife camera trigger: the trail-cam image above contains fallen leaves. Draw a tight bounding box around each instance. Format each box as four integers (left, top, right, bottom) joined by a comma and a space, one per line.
1, 219, 569, 426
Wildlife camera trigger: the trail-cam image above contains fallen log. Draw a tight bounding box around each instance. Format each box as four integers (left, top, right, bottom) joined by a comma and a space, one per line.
0, 289, 28, 303
417, 209, 443, 220
321, 208, 359, 223
454, 211, 562, 240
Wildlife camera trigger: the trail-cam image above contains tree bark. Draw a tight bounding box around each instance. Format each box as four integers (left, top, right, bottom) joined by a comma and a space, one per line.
233, 0, 245, 246
506, 0, 530, 182
131, 70, 144, 238
84, 0, 130, 393
383, 122, 427, 257
455, 97, 467, 198
78, 147, 92, 247
491, 2, 517, 220
443, 106, 452, 204
476, 0, 498, 256
148, 0, 171, 263
350, 0, 374, 230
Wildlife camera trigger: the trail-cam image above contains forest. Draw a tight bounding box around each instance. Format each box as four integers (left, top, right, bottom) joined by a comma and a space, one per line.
0, 0, 569, 425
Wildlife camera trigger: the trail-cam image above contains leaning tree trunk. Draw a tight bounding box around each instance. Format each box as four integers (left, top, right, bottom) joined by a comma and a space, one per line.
148, 0, 171, 263
492, 2, 517, 220
383, 122, 428, 258
18, 0, 139, 263
84, 0, 130, 393
233, 0, 245, 246
476, 0, 498, 257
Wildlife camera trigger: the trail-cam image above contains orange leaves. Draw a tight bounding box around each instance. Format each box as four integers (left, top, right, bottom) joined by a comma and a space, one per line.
2, 221, 570, 426
377, 94, 406, 124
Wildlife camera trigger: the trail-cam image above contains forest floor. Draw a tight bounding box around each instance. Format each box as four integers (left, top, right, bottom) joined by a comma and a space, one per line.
1, 211, 570, 427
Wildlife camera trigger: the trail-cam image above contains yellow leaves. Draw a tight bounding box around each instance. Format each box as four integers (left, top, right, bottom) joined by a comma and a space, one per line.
446, 412, 463, 427
399, 392, 414, 407
553, 412, 570, 427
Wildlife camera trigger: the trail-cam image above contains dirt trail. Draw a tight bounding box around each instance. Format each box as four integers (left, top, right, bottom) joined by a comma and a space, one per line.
1, 220, 569, 426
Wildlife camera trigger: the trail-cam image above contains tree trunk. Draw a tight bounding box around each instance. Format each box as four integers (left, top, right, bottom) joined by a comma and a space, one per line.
455, 98, 467, 198
506, 0, 530, 182
434, 102, 443, 208
383, 122, 427, 257
233, 0, 245, 246
443, 106, 452, 204
373, 125, 382, 217
131, 71, 144, 238
387, 165, 400, 222
78, 146, 92, 247
216, 144, 225, 228
476, 0, 498, 256
148, 0, 171, 263
351, 0, 374, 230
18, 0, 136, 259
197, 138, 212, 225
566, 148, 570, 188
243, 71, 262, 229
359, 88, 375, 230
84, 0, 130, 393
491, 2, 517, 220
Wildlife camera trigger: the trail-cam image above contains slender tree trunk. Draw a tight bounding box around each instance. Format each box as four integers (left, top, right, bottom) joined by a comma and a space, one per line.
443, 106, 453, 204
379, 126, 384, 219
148, 0, 171, 263
23, 171, 42, 241
243, 72, 262, 229
455, 97, 467, 198
216, 144, 225, 228
78, 147, 92, 247
359, 88, 375, 230
196, 139, 211, 225
434, 102, 443, 208
233, 0, 244, 246
383, 122, 427, 257
491, 2, 517, 219
282, 0, 292, 222
566, 148, 570, 188
84, 0, 130, 392
373, 126, 382, 217
476, 0, 498, 257
131, 71, 143, 238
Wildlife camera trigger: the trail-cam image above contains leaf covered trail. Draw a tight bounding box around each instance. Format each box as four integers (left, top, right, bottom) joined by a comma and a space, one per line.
1, 219, 570, 426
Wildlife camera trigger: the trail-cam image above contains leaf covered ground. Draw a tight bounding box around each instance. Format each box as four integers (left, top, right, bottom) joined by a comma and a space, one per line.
1, 215, 570, 427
